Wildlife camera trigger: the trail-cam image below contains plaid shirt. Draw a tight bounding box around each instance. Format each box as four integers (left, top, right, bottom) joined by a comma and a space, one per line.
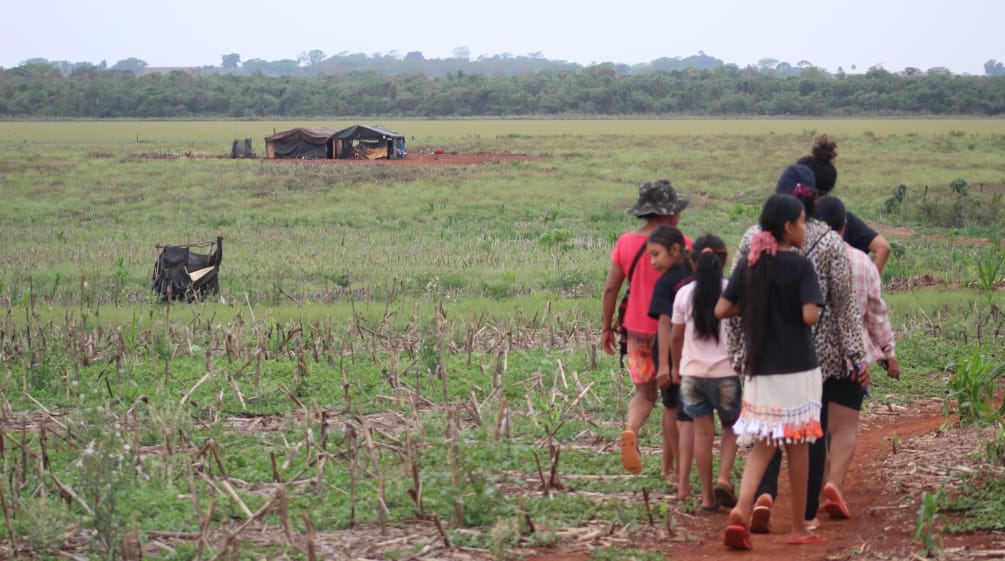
847, 245, 896, 362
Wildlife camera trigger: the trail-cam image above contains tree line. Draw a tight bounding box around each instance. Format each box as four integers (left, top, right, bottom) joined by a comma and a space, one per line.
2, 62, 1004, 118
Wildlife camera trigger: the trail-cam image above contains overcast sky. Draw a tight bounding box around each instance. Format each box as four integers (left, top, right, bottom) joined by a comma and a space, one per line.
3, 0, 1001, 75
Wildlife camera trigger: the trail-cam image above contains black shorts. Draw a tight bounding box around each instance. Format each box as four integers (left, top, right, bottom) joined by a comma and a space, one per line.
823, 376, 866, 411
660, 383, 693, 421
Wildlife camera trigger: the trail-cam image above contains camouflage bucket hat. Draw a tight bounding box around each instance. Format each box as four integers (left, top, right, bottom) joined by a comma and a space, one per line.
626, 179, 690, 217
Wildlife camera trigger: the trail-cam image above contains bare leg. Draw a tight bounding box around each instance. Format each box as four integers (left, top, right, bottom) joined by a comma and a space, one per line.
729, 440, 778, 523
661, 406, 679, 483
693, 414, 716, 508
825, 402, 860, 494
677, 419, 695, 500
784, 442, 813, 541
626, 380, 658, 435
622, 381, 658, 474
717, 424, 739, 489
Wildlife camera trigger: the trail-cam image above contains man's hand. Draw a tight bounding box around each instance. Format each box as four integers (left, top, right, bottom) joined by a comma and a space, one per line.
601, 328, 617, 356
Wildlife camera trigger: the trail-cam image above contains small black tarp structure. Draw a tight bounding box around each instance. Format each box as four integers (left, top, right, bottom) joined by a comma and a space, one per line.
264, 127, 336, 159
231, 138, 254, 158
333, 125, 406, 160
151, 237, 223, 301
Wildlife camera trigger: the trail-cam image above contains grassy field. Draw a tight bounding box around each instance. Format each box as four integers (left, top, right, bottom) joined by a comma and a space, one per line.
3, 118, 1005, 144
0, 120, 1003, 560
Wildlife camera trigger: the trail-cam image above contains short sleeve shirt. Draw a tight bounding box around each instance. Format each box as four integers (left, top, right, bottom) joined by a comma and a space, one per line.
671, 280, 737, 378
722, 251, 823, 375
843, 212, 878, 255
648, 263, 692, 371
610, 233, 662, 335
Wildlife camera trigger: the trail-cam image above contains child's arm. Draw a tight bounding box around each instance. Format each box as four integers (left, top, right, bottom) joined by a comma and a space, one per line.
715, 297, 740, 319
656, 314, 673, 388
669, 322, 685, 385
802, 302, 820, 326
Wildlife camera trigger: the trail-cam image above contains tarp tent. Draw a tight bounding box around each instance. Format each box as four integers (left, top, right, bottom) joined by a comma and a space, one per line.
333, 125, 406, 160
151, 237, 223, 302
264, 127, 336, 159
231, 138, 254, 158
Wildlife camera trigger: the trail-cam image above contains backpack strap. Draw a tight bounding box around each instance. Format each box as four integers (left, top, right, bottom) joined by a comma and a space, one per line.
625, 244, 648, 287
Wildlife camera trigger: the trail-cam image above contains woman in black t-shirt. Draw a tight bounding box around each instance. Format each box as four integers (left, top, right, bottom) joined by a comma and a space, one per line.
716, 194, 826, 549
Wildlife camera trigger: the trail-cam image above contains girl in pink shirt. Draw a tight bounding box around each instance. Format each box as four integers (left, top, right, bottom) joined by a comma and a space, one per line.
670, 234, 740, 512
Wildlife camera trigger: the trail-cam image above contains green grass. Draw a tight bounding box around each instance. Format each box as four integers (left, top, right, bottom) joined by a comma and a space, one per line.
1, 120, 1004, 559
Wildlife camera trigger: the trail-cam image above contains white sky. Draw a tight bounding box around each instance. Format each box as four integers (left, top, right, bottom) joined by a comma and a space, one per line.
3, 0, 1002, 75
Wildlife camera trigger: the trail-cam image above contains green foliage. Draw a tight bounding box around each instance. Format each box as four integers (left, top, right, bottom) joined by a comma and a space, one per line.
67, 392, 137, 559
974, 240, 1005, 293
915, 490, 944, 558
590, 549, 667, 561
3, 64, 1005, 117
17, 499, 71, 560
945, 350, 1005, 424
487, 517, 522, 561
940, 472, 1005, 533
883, 184, 907, 215
2, 124, 1005, 558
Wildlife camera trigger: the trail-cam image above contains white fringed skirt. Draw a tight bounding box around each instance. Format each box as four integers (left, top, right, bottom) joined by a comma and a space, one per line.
733, 368, 824, 445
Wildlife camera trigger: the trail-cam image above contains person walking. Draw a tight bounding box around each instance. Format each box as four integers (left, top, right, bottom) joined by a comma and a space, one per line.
717, 194, 826, 549
601, 179, 690, 474
814, 194, 901, 519
725, 165, 867, 533
669, 234, 740, 511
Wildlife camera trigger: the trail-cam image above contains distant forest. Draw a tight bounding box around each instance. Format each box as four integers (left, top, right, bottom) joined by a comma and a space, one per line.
3, 51, 1005, 117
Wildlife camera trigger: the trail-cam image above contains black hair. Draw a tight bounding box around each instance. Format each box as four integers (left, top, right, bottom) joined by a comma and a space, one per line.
647, 224, 686, 254
690, 234, 728, 342
796, 135, 838, 194
814, 195, 846, 233
758, 194, 805, 243
743, 194, 805, 374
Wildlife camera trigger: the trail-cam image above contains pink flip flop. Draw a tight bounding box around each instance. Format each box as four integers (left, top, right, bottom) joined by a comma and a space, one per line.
724, 525, 752, 550
822, 483, 851, 519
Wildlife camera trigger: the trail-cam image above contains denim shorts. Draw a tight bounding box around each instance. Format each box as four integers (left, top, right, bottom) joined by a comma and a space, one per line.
660, 383, 693, 421
680, 375, 741, 426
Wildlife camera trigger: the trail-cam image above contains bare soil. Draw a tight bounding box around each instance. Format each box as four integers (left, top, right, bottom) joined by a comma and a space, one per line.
263, 151, 540, 166
521, 397, 1005, 561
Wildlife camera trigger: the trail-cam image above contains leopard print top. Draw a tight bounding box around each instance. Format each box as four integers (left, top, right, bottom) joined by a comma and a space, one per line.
725, 218, 865, 380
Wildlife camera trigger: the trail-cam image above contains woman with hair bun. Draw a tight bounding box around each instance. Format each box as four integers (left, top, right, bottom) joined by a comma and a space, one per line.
797, 135, 892, 273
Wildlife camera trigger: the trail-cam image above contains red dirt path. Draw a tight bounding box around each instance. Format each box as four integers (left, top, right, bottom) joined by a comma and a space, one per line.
526, 398, 1003, 561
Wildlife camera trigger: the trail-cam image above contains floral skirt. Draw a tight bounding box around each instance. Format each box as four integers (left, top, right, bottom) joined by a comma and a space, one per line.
733, 368, 823, 445
625, 330, 656, 385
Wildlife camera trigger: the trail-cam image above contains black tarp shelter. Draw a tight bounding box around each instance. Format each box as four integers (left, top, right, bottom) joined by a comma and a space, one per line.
333, 125, 406, 160
151, 237, 223, 301
264, 127, 336, 159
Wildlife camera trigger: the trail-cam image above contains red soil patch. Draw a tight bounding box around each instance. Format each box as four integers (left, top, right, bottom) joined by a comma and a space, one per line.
526, 398, 1004, 561
264, 152, 539, 166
